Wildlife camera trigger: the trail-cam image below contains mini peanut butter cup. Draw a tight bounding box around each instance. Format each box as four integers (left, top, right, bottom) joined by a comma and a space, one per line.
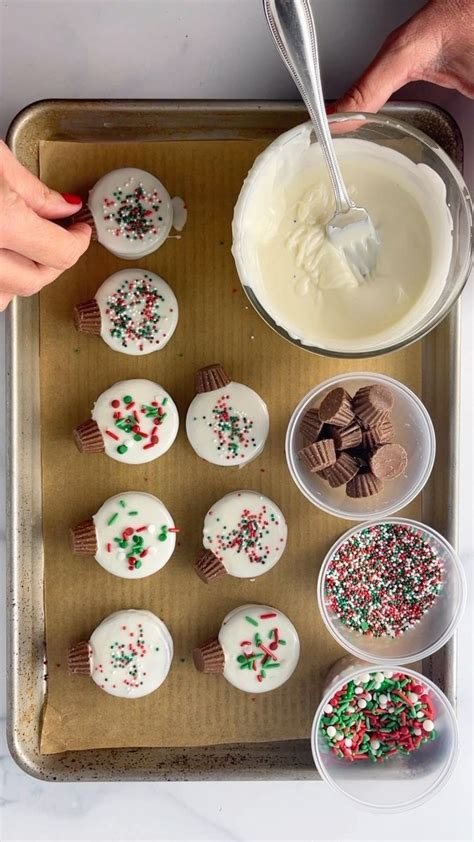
192, 637, 225, 673
330, 421, 362, 451
300, 407, 324, 444
72, 206, 98, 240
196, 364, 231, 394
73, 419, 105, 453
74, 299, 101, 336
362, 418, 394, 451
321, 452, 360, 488
299, 439, 336, 472
70, 518, 98, 555
346, 470, 384, 498
68, 640, 93, 675
353, 385, 394, 427
370, 442, 408, 480
319, 388, 354, 427
194, 549, 227, 583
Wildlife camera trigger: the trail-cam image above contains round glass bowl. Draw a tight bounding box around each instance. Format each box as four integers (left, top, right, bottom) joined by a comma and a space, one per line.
286, 372, 435, 520
317, 518, 466, 664
232, 112, 472, 358
312, 661, 458, 812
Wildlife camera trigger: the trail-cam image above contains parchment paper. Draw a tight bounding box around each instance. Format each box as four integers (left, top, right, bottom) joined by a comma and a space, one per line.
38, 139, 421, 754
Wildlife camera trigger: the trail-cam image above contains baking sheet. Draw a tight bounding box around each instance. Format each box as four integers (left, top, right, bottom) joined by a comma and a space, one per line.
38, 138, 422, 753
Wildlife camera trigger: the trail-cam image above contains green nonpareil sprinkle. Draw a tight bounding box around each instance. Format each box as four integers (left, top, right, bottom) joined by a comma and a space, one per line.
119, 500, 127, 508
107, 513, 119, 526
264, 662, 280, 669
245, 616, 258, 627
128, 511, 139, 516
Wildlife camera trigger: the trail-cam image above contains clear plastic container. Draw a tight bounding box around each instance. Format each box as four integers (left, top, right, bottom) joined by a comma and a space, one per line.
317, 518, 466, 664
285, 372, 435, 520
232, 113, 473, 358
312, 659, 458, 812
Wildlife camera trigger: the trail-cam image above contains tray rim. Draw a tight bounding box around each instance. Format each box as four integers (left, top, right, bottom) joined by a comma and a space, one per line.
6, 98, 460, 781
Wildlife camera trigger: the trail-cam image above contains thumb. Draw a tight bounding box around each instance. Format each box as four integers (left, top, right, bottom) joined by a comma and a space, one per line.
334, 27, 418, 114
0, 140, 83, 220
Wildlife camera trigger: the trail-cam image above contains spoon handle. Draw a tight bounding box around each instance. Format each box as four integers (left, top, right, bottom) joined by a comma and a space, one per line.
263, 0, 352, 214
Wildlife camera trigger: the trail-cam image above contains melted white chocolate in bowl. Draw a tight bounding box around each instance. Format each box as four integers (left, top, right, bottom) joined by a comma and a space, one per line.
232, 125, 453, 354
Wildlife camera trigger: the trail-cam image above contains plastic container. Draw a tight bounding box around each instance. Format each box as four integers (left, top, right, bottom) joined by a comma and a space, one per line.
286, 372, 435, 520
312, 659, 458, 812
317, 518, 466, 664
232, 113, 473, 358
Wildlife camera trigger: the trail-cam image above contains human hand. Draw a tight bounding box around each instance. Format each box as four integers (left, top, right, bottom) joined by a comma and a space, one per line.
332, 0, 474, 113
0, 141, 91, 311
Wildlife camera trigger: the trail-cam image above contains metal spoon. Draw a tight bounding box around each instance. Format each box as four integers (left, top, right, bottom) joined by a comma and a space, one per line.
263, 0, 379, 280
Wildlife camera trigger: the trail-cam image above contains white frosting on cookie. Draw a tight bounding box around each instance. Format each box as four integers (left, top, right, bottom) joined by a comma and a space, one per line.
92, 379, 179, 464
88, 168, 173, 259
203, 491, 287, 578
90, 609, 173, 698
95, 269, 178, 355
218, 604, 300, 693
186, 382, 269, 466
93, 492, 176, 579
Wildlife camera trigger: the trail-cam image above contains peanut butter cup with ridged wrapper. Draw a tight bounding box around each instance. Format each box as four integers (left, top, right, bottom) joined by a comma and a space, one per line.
192, 637, 225, 673
362, 418, 394, 450
196, 363, 231, 393
194, 549, 227, 583
299, 439, 336, 472
370, 442, 408, 480
73, 419, 105, 453
300, 407, 324, 443
353, 384, 394, 427
330, 421, 362, 451
74, 298, 101, 336
68, 640, 93, 675
346, 471, 384, 498
69, 518, 97, 554
319, 388, 354, 427
320, 452, 359, 488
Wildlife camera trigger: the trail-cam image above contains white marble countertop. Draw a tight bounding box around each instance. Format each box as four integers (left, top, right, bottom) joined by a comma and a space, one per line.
0, 1, 472, 840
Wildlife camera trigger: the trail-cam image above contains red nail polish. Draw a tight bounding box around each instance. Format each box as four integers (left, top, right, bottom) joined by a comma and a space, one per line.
61, 193, 82, 205
326, 104, 336, 115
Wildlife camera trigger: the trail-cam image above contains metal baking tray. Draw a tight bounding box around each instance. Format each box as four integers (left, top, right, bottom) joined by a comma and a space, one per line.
6, 100, 461, 781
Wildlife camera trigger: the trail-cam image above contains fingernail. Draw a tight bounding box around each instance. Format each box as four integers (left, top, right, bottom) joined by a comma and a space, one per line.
326, 104, 336, 115
61, 193, 83, 205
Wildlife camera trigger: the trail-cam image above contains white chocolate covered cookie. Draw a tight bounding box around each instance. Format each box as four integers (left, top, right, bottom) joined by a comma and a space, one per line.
186, 364, 269, 467
74, 379, 179, 464
70, 492, 177, 579
195, 491, 287, 582
193, 604, 300, 693
84, 167, 186, 259
68, 609, 173, 698
74, 269, 179, 355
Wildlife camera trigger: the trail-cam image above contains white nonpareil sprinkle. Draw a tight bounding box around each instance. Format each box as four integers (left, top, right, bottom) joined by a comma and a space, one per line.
374, 672, 385, 683
370, 739, 380, 750
344, 738, 352, 747
384, 671, 393, 678
116, 551, 126, 561
324, 704, 333, 714
335, 732, 343, 740
326, 726, 336, 738
407, 692, 419, 704
347, 706, 355, 714
147, 524, 157, 534
354, 686, 363, 695
423, 719, 434, 732
417, 711, 425, 719
413, 728, 422, 736
359, 673, 371, 683
378, 694, 388, 706
357, 698, 367, 709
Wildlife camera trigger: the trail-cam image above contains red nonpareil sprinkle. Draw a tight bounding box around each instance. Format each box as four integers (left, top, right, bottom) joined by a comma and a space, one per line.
106, 543, 112, 552
168, 527, 180, 533
140, 549, 148, 558
136, 526, 148, 532
126, 402, 135, 409
105, 429, 119, 440
260, 613, 277, 619
111, 400, 120, 408
258, 642, 278, 661
240, 640, 252, 647
123, 527, 133, 538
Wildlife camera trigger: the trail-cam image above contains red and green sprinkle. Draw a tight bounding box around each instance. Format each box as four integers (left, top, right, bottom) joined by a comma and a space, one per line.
209, 505, 278, 565
325, 523, 443, 637
238, 613, 286, 683
320, 671, 436, 761
103, 183, 163, 241
105, 273, 172, 351
193, 394, 256, 460
107, 393, 168, 456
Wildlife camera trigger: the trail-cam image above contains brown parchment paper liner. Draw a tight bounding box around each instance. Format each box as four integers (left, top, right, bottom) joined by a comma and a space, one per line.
38, 139, 421, 755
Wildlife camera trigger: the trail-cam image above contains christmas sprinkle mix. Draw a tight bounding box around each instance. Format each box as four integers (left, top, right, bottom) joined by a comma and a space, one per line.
105, 273, 173, 351
103, 182, 163, 241
237, 612, 287, 683
102, 498, 179, 573
194, 394, 257, 460
325, 523, 443, 637
320, 671, 436, 761
106, 392, 168, 457
209, 504, 279, 565
95, 622, 159, 690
